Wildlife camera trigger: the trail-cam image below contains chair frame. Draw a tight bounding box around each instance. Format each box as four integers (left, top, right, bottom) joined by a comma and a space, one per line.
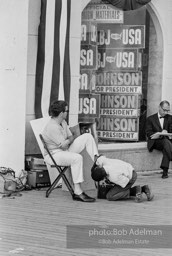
39, 134, 74, 198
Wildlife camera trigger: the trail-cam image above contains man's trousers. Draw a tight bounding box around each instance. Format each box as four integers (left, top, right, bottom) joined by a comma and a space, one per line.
106, 170, 137, 201
153, 137, 172, 170
44, 133, 98, 184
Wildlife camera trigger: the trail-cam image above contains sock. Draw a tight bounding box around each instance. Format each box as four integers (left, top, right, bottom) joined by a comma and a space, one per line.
130, 186, 141, 196
129, 186, 137, 196
74, 183, 83, 195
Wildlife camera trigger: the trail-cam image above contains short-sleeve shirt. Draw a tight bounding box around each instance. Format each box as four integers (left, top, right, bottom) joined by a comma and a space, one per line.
42, 118, 72, 155
96, 156, 134, 188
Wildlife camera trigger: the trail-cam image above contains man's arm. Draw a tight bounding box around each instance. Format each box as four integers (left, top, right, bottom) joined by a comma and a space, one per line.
67, 135, 75, 145
146, 117, 162, 140
60, 127, 75, 150
146, 116, 169, 140
167, 115, 172, 139
167, 115, 172, 133
145, 116, 156, 139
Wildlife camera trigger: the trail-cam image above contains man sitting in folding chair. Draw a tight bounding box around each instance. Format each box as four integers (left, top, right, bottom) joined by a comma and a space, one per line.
41, 100, 99, 202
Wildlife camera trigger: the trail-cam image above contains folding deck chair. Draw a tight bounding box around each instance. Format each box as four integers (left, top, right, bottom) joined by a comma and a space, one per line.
39, 134, 74, 198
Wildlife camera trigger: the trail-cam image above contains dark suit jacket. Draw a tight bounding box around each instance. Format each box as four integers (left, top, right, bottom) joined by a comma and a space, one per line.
146, 113, 172, 152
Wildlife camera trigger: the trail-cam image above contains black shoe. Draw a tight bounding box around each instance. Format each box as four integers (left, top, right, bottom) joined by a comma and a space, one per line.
72, 192, 96, 202
162, 171, 168, 179
142, 185, 154, 201
135, 185, 143, 203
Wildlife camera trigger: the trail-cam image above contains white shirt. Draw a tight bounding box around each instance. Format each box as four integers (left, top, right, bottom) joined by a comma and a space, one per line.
96, 156, 134, 188
42, 119, 72, 155
158, 112, 164, 129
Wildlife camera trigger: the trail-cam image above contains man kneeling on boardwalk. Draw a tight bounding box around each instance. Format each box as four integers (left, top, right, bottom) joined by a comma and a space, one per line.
91, 156, 154, 202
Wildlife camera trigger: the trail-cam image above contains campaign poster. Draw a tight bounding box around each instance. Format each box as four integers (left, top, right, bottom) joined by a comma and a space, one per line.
95, 71, 142, 94
97, 24, 145, 49
82, 3, 123, 24
80, 70, 96, 94
97, 116, 139, 141
80, 45, 97, 70
81, 22, 97, 46
78, 94, 100, 122
99, 94, 139, 118
97, 48, 139, 71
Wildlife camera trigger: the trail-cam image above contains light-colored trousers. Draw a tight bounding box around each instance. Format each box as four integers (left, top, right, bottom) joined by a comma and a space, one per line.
44, 133, 98, 184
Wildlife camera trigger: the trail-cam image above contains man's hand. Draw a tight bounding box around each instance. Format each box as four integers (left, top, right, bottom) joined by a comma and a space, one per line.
162, 129, 168, 134
68, 135, 75, 144
150, 133, 161, 139
150, 130, 169, 139
59, 140, 70, 150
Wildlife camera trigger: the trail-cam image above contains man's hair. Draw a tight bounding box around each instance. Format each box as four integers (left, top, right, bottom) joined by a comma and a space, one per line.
91, 166, 107, 182
49, 100, 68, 117
159, 100, 170, 107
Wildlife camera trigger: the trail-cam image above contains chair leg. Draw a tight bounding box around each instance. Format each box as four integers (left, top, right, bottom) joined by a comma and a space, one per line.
39, 134, 74, 198
61, 173, 74, 196
46, 173, 63, 198
46, 166, 74, 198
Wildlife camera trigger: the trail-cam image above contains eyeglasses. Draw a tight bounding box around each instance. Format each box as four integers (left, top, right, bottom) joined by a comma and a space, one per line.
161, 106, 170, 112
64, 110, 69, 113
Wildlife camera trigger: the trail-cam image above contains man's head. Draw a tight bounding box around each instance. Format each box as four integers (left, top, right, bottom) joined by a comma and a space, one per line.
159, 100, 170, 117
49, 100, 69, 119
91, 165, 107, 182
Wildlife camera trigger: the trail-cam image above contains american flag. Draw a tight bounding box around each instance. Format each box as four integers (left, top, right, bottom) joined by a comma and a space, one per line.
35, 0, 71, 118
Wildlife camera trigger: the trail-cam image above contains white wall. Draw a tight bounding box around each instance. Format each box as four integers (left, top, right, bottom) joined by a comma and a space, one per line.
68, 0, 83, 126
149, 0, 172, 103
25, 0, 41, 155
0, 0, 29, 172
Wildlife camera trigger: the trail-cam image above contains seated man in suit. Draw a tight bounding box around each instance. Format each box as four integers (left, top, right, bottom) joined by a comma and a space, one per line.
146, 100, 172, 178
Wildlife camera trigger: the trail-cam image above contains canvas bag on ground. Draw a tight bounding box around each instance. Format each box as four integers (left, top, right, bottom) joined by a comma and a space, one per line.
0, 167, 17, 194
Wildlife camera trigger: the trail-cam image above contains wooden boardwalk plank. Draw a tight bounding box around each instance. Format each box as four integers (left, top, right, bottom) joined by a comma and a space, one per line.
0, 172, 172, 256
